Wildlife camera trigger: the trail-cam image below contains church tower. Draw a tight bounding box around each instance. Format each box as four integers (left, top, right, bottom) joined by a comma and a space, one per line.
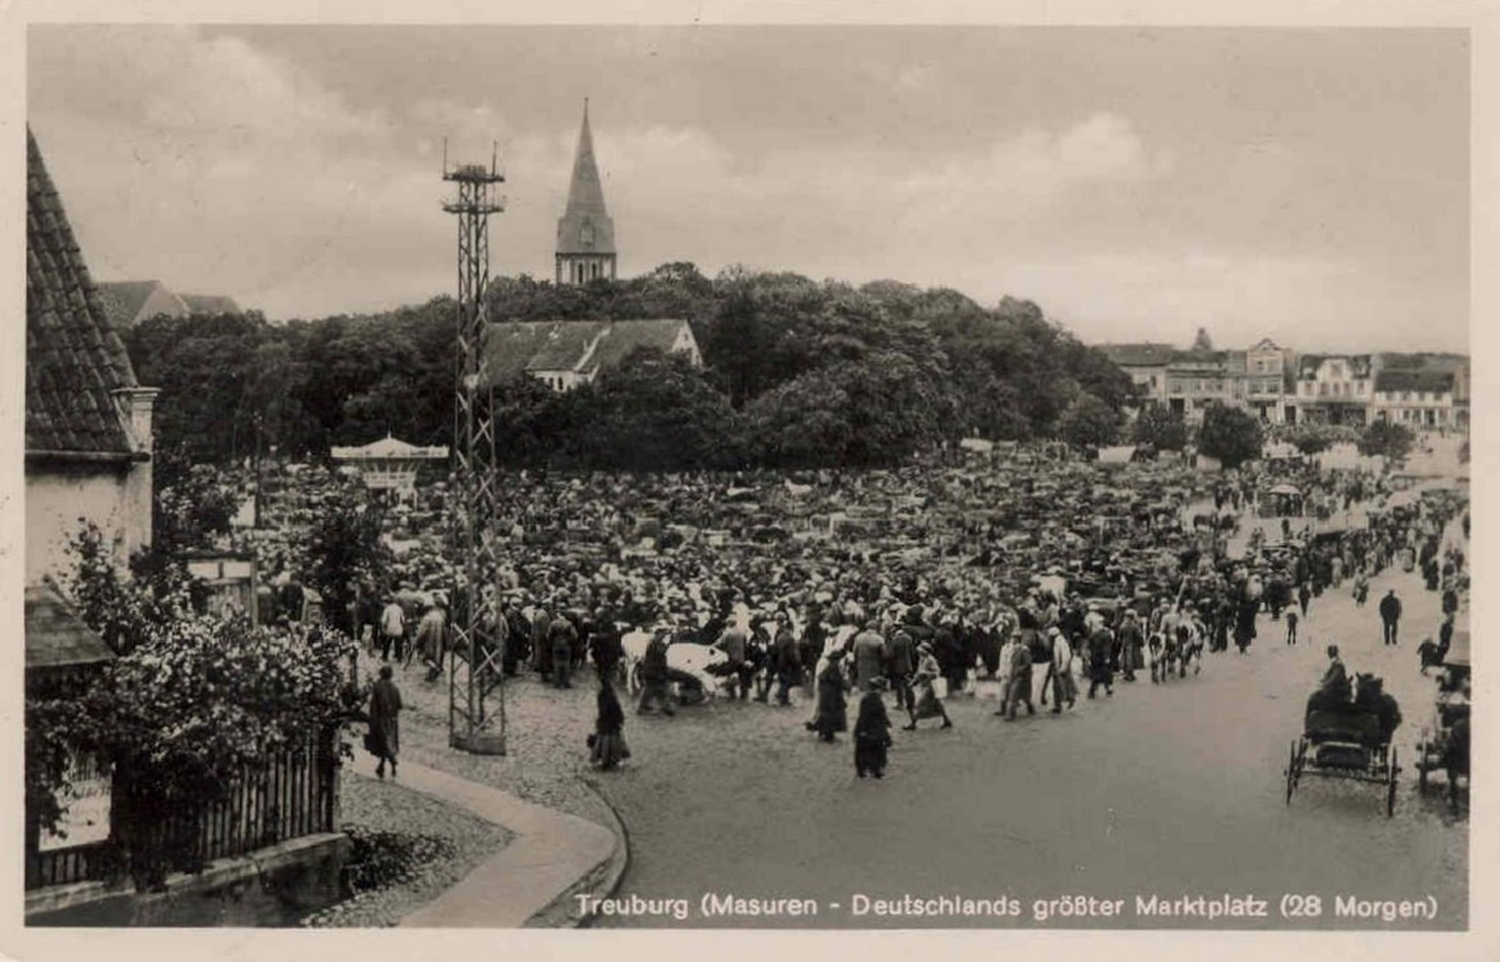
555, 99, 617, 286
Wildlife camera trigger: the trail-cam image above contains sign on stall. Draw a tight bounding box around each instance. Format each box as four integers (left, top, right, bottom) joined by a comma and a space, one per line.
39, 752, 112, 851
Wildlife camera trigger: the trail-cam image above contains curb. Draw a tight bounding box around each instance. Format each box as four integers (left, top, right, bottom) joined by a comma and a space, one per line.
379, 758, 618, 928
524, 774, 632, 928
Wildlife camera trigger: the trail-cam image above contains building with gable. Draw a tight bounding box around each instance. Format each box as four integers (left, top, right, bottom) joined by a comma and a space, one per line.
1239, 337, 1294, 423
26, 128, 159, 584
1293, 354, 1376, 427
1371, 368, 1455, 430
1102, 336, 1296, 425
97, 280, 242, 330
483, 318, 702, 392
555, 100, 617, 286
1096, 342, 1175, 407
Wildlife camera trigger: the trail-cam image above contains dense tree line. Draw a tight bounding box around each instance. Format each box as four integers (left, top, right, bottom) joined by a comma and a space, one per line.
121, 263, 1136, 471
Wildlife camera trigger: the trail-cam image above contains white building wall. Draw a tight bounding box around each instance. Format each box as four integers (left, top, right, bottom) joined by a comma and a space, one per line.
27, 465, 149, 584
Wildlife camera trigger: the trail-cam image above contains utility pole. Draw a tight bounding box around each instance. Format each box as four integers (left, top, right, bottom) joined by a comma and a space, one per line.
441, 143, 507, 754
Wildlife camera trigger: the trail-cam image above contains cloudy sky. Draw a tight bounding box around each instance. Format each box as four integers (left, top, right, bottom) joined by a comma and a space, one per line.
27, 24, 1469, 351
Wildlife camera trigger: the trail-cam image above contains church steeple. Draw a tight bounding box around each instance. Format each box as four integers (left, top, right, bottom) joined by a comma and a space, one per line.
556, 98, 617, 286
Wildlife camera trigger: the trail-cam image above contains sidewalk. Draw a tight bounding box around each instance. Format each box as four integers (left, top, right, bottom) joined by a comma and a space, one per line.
386, 760, 618, 927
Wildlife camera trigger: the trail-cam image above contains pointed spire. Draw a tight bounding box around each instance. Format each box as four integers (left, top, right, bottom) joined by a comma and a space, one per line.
557, 98, 615, 255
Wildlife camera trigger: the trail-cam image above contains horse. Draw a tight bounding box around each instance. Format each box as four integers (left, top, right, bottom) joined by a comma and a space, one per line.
1442, 716, 1470, 815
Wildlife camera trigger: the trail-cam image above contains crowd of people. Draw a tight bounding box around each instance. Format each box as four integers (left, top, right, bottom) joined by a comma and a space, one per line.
206, 440, 1467, 782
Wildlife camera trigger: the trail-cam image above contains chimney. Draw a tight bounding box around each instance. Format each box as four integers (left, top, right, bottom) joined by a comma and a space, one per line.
112, 387, 160, 456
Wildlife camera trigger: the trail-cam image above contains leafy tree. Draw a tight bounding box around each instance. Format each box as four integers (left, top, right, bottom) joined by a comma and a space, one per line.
1132, 404, 1189, 451
578, 348, 740, 471
296, 481, 392, 635
1058, 393, 1121, 449
1359, 420, 1416, 461
117, 263, 1143, 470
742, 350, 947, 467
1197, 404, 1264, 469
154, 462, 239, 552
1192, 327, 1214, 352
1277, 423, 1358, 456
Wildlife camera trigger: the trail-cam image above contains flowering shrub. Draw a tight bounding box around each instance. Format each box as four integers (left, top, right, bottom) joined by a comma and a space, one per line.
28, 527, 362, 886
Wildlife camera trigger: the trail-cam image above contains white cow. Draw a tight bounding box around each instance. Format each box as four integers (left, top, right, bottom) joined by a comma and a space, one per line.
620, 627, 732, 700
807, 623, 859, 694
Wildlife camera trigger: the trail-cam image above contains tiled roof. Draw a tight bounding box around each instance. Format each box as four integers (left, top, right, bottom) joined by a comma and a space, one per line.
1377, 352, 1468, 374
483, 322, 561, 382
180, 293, 242, 315
1298, 353, 1372, 379
27, 128, 139, 455
25, 581, 115, 670
1375, 369, 1453, 393
1097, 342, 1176, 367
482, 319, 693, 386
1170, 349, 1230, 368
587, 319, 689, 372
96, 280, 163, 328
530, 322, 602, 372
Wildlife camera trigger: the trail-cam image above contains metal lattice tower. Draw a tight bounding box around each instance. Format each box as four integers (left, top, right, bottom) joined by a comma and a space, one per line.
442, 146, 507, 754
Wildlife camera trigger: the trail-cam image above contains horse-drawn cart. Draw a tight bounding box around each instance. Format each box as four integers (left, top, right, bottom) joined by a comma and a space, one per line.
1284, 708, 1401, 817
1413, 631, 1470, 814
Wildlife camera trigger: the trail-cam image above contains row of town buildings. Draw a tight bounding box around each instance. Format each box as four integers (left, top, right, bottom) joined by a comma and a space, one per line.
1099, 339, 1469, 431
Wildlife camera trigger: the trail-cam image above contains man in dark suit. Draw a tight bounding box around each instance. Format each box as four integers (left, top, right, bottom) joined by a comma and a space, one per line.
885, 628, 915, 710
1379, 589, 1402, 646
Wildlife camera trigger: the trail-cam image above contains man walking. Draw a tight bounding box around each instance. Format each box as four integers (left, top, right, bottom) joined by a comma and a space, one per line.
550, 610, 578, 689
1285, 609, 1299, 646
1085, 623, 1114, 699
851, 619, 887, 692
1117, 609, 1144, 681
379, 594, 407, 663
1379, 589, 1402, 646
712, 615, 751, 700
367, 665, 403, 780
414, 599, 448, 682
886, 628, 915, 710
771, 614, 802, 706
637, 627, 675, 716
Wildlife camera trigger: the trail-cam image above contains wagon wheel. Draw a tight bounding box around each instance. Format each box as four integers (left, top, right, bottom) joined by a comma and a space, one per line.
1386, 746, 1399, 818
1285, 739, 1299, 805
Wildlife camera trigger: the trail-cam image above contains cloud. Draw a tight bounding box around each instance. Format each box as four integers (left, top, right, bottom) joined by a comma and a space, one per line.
897, 112, 1170, 207
32, 26, 455, 317
894, 64, 935, 92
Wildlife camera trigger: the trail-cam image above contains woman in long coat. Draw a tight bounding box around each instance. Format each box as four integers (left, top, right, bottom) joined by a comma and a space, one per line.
368, 665, 403, 779
811, 650, 849, 742
590, 676, 631, 771
854, 679, 893, 778
904, 643, 953, 730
